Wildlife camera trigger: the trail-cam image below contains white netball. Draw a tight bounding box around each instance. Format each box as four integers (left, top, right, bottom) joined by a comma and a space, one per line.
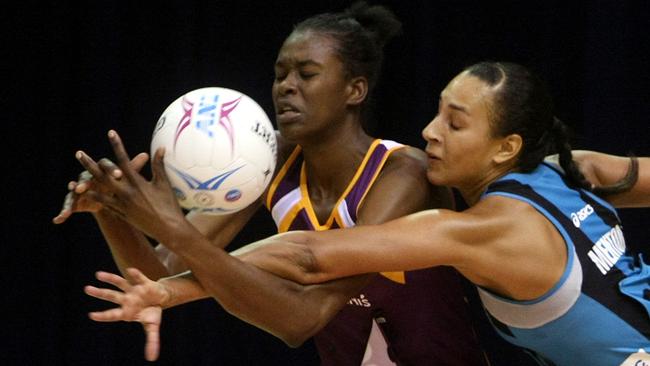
151, 87, 277, 214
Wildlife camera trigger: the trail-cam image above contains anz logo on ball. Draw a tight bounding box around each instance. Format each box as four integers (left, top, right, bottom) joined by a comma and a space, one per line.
173, 91, 243, 158
168, 164, 244, 193
194, 92, 242, 157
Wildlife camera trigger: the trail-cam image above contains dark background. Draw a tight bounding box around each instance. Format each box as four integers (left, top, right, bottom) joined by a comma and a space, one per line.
5, 0, 649, 365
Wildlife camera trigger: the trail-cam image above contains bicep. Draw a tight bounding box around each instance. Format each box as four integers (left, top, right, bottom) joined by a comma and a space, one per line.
308, 209, 488, 281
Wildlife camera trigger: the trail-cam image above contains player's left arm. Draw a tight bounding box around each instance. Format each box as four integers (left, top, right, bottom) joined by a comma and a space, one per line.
572, 150, 650, 208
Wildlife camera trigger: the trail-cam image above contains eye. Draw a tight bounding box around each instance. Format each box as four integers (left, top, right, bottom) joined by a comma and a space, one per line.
449, 119, 460, 131
274, 68, 288, 81
300, 72, 317, 79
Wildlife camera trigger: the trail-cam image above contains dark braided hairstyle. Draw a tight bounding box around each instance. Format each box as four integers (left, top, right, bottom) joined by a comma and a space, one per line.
467, 61, 640, 195
464, 62, 593, 190
292, 1, 402, 132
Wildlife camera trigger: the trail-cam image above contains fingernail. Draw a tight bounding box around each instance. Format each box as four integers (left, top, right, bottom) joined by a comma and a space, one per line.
108, 130, 116, 138
75, 151, 83, 159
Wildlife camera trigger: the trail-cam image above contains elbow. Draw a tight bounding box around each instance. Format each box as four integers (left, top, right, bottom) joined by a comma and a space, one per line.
267, 302, 327, 348
282, 334, 309, 348
277, 318, 323, 348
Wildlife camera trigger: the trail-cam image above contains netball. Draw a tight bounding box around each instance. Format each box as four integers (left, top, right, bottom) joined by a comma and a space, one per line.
151, 87, 277, 214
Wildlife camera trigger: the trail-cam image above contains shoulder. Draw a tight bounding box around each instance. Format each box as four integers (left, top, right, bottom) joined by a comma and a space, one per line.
462, 195, 569, 297
378, 144, 428, 183
357, 145, 449, 223
381, 144, 454, 210
466, 194, 562, 252
452, 196, 546, 266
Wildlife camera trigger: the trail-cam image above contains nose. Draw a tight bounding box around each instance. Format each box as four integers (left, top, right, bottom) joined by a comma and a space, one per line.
274, 73, 298, 97
421, 115, 441, 143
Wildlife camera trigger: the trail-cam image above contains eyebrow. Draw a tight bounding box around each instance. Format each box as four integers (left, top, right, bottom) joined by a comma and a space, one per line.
275, 59, 322, 68
439, 95, 470, 115
448, 103, 470, 115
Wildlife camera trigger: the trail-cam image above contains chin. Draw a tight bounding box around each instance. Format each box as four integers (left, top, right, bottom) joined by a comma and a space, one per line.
277, 124, 300, 140
426, 171, 447, 186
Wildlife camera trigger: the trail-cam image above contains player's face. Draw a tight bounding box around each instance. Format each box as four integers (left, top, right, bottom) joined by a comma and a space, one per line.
421, 72, 503, 190
272, 30, 353, 142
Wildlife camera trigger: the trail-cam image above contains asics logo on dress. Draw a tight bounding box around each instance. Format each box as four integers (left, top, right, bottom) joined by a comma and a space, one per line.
571, 203, 594, 227
348, 294, 371, 307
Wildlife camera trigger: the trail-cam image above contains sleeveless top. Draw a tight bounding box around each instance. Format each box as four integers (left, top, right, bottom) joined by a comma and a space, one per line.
480, 162, 650, 366
266, 139, 487, 366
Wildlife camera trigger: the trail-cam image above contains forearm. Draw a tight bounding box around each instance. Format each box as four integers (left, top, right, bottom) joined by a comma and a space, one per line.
161, 220, 350, 345
230, 232, 318, 284
94, 210, 170, 279
575, 151, 650, 207
603, 157, 650, 207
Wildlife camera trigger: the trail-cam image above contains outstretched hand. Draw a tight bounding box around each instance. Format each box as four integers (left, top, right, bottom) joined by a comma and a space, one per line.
72, 130, 186, 241
52, 152, 149, 224
85, 268, 170, 361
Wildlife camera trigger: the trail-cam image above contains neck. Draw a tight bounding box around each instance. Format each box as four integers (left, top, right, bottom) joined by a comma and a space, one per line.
458, 164, 515, 206
301, 120, 373, 195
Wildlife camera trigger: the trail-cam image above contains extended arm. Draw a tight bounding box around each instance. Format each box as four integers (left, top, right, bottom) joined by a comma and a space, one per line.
236, 196, 566, 302
233, 210, 466, 285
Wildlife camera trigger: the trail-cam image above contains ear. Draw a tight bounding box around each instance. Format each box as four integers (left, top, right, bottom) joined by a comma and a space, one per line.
346, 77, 368, 107
493, 133, 522, 164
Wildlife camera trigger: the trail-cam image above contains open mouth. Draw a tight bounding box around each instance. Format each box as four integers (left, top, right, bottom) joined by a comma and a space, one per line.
275, 103, 301, 123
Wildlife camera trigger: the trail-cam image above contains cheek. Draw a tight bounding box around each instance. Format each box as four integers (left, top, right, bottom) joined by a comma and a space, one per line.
271, 84, 280, 100
444, 136, 486, 174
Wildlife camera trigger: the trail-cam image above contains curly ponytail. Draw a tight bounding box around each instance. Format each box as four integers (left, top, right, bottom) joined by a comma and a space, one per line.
550, 117, 592, 190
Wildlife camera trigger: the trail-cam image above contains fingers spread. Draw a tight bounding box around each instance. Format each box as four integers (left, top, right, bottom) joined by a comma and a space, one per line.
131, 152, 150, 173
125, 267, 149, 285
52, 191, 75, 224
151, 147, 168, 185
84, 285, 124, 305
88, 307, 126, 322
95, 271, 132, 291
107, 130, 132, 170
98, 158, 123, 179
76, 151, 104, 179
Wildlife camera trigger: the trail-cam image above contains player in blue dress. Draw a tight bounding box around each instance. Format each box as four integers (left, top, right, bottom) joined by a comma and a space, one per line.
221, 61, 648, 366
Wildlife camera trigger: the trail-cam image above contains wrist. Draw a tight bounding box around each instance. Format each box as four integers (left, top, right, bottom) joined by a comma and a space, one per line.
157, 280, 173, 309
93, 207, 121, 222
158, 217, 204, 251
